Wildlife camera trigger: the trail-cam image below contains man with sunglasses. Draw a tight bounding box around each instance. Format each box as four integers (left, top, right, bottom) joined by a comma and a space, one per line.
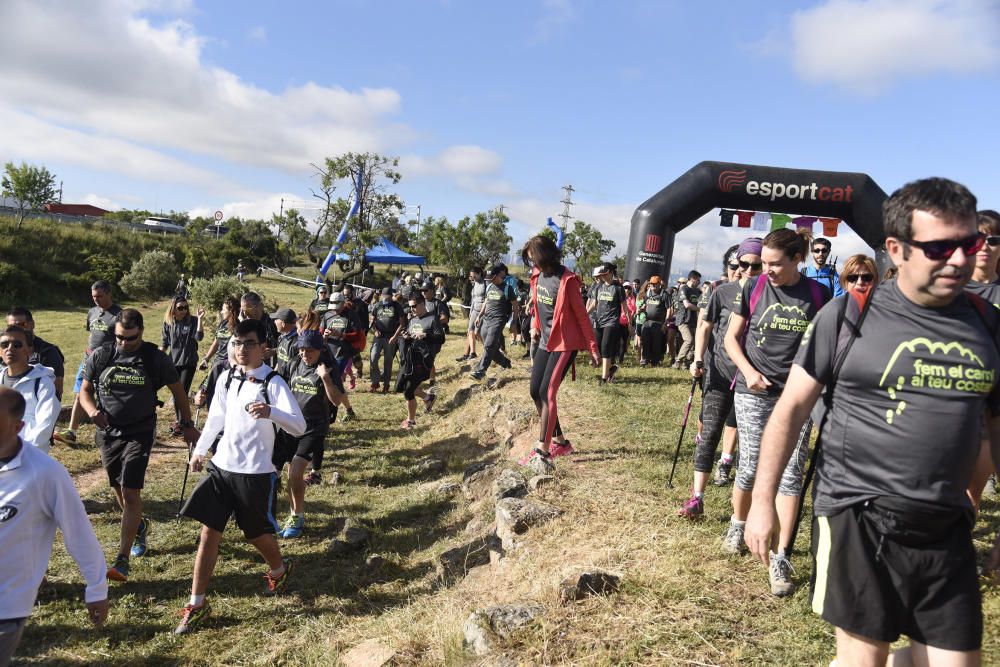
0, 326, 59, 452
5, 308, 65, 401
79, 309, 198, 582
746, 178, 1000, 666
802, 237, 844, 298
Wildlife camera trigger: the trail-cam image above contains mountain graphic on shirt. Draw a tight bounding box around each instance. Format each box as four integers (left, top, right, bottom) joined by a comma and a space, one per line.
753, 303, 810, 345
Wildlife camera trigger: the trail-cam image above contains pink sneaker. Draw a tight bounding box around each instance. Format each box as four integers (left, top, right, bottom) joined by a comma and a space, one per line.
676, 494, 704, 519
400, 418, 415, 431
549, 440, 574, 458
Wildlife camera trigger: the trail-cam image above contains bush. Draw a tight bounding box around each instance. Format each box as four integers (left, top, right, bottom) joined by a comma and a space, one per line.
187, 274, 274, 315
120, 250, 179, 303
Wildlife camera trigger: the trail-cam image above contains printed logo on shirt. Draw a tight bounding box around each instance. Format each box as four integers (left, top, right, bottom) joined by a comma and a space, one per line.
290, 375, 320, 396
91, 318, 110, 332
0, 505, 18, 522
753, 304, 811, 345
537, 285, 555, 306
879, 338, 996, 424
105, 365, 146, 387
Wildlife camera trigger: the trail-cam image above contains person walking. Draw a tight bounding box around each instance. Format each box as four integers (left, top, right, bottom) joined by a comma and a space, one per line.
0, 387, 108, 665
5, 307, 65, 400
270, 308, 298, 377
0, 327, 59, 452
162, 297, 205, 437
200, 296, 239, 370
802, 237, 844, 297
176, 318, 306, 634
587, 263, 624, 383
638, 277, 668, 366
369, 288, 404, 393
470, 265, 519, 381
397, 293, 445, 430
457, 267, 486, 361
672, 271, 702, 369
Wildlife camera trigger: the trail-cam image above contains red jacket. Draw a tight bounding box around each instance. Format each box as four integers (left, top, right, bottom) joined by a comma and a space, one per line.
530, 266, 599, 357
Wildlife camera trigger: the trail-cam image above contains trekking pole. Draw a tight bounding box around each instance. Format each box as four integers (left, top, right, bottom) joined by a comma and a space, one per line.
667, 376, 700, 488
176, 406, 200, 518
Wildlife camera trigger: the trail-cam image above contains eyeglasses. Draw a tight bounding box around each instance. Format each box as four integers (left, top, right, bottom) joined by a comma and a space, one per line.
739, 260, 763, 271
812, 247, 830, 254
727, 262, 740, 271
0, 340, 24, 350
232, 339, 260, 348
8, 320, 28, 328
114, 333, 140, 342
985, 236, 1000, 247
903, 233, 985, 261
846, 273, 874, 284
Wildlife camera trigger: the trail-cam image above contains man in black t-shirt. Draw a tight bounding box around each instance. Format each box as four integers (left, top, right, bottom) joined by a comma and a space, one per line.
5, 307, 65, 400
309, 285, 331, 314
270, 308, 298, 377
79, 309, 198, 583
673, 270, 702, 369
586, 263, 624, 383
369, 288, 404, 393
746, 178, 1000, 664
398, 294, 445, 430
471, 266, 519, 380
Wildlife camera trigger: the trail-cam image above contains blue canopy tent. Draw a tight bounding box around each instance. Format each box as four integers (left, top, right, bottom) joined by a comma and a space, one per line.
364, 237, 425, 265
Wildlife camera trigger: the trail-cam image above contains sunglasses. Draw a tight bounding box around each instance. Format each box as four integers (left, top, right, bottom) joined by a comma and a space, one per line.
114, 333, 140, 342
0, 340, 24, 350
727, 262, 740, 271
812, 247, 830, 254
176, 305, 189, 311
985, 235, 1000, 248
846, 273, 874, 284
903, 233, 985, 261
739, 260, 763, 271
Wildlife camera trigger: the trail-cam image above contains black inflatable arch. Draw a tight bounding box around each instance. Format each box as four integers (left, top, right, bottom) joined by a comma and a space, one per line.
625, 161, 890, 282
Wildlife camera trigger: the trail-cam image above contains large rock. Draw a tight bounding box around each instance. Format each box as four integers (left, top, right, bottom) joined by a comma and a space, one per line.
462, 462, 496, 500
416, 457, 445, 475
463, 603, 545, 656
327, 518, 371, 557
495, 498, 562, 550
528, 475, 555, 492
493, 468, 527, 501
341, 638, 396, 667
436, 534, 500, 583
559, 569, 621, 603
435, 481, 461, 498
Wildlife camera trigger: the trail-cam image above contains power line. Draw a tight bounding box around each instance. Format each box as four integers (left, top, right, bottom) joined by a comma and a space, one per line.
558, 184, 574, 230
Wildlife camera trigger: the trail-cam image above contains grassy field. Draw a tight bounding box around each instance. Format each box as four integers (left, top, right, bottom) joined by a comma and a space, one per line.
13, 272, 1000, 665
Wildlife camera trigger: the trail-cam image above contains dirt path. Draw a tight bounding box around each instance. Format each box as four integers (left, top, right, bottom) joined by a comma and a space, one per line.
73, 437, 190, 497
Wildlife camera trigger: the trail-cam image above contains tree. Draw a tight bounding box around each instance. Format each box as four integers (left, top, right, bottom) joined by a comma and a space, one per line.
119, 250, 179, 302
270, 208, 308, 272
563, 220, 616, 278
420, 210, 512, 278
2, 161, 58, 230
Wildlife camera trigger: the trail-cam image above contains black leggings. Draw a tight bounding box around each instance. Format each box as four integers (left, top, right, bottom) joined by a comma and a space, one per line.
529, 349, 576, 446
693, 385, 735, 473
175, 366, 196, 421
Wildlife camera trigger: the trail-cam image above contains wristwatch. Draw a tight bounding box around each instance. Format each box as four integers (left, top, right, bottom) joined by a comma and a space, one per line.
180, 419, 195, 428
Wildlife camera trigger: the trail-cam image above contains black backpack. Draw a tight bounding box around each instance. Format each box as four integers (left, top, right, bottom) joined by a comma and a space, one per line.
90, 342, 165, 412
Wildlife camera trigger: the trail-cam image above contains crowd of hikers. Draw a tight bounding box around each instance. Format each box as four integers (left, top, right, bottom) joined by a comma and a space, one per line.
2, 177, 1000, 665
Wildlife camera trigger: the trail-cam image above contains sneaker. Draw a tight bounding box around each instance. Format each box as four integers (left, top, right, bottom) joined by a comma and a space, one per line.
608, 364, 620, 383
401, 418, 416, 431
53, 428, 77, 445
263, 559, 294, 596
130, 516, 151, 557
369, 383, 380, 393
470, 371, 485, 381
455, 354, 469, 362
107, 554, 130, 582
721, 522, 748, 555
381, 386, 390, 394
348, 376, 356, 390
174, 601, 211, 635
713, 461, 733, 487
468, 352, 478, 359
985, 475, 997, 498
549, 440, 574, 458
677, 494, 704, 519
340, 409, 357, 423
303, 471, 322, 486
769, 552, 796, 597
423, 392, 436, 414
278, 514, 304, 539
169, 421, 182, 437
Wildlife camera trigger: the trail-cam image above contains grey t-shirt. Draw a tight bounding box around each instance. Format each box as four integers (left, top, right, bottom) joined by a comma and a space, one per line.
321, 309, 354, 361
794, 281, 1000, 515
675, 285, 702, 326
212, 322, 232, 363
534, 268, 563, 349
733, 276, 828, 394
644, 291, 668, 322
372, 300, 404, 335
86, 304, 122, 352
481, 281, 517, 327
286, 356, 332, 433
966, 279, 1000, 309
1, 370, 26, 388
703, 280, 741, 386
593, 282, 623, 328
470, 280, 487, 316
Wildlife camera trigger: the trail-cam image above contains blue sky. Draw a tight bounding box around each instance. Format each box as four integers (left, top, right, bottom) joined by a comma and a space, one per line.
1, 0, 998, 275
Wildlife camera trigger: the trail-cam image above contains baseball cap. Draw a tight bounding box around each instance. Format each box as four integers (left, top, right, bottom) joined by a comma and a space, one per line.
296, 330, 324, 350
420, 281, 434, 291
485, 264, 504, 278
269, 307, 296, 323
381, 287, 393, 296
331, 292, 346, 303
592, 266, 607, 277
649, 276, 662, 285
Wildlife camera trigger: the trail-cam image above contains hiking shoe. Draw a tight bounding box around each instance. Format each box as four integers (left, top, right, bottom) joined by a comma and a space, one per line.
107, 555, 130, 582
278, 514, 304, 539
423, 392, 436, 414
304, 471, 322, 486
468, 352, 478, 359
381, 386, 390, 394
263, 560, 294, 596
721, 522, 748, 555
608, 364, 620, 383
549, 440, 574, 458
985, 475, 997, 498
130, 516, 151, 557
455, 354, 469, 362
340, 409, 357, 423
174, 601, 211, 635
369, 383, 380, 393
401, 418, 416, 431
53, 428, 77, 445
470, 370, 485, 381
769, 552, 796, 597
677, 495, 704, 520
713, 461, 733, 487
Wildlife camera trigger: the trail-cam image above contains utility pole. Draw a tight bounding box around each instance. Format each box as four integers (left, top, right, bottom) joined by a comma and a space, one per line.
279, 198, 284, 217
496, 204, 506, 217
558, 184, 574, 231
690, 241, 702, 271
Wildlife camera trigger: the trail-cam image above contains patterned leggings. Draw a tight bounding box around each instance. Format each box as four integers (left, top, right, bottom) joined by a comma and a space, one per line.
733, 392, 811, 496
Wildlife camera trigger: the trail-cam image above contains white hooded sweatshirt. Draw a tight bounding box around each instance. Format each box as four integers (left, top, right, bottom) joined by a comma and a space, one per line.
1, 364, 59, 452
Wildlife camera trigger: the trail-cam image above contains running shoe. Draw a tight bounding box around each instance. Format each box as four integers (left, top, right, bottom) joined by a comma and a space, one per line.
423, 393, 436, 414
278, 514, 304, 539
470, 370, 485, 381
340, 409, 357, 423
369, 383, 380, 393
381, 386, 390, 394
107, 554, 130, 582
130, 516, 151, 557
348, 376, 356, 390
468, 352, 478, 359
549, 440, 574, 458
304, 471, 322, 486
401, 418, 416, 431
455, 354, 469, 362
769, 552, 796, 597
676, 495, 704, 519
721, 522, 748, 555
608, 364, 620, 383
53, 428, 77, 445
713, 461, 733, 487
263, 559, 294, 596
174, 601, 211, 635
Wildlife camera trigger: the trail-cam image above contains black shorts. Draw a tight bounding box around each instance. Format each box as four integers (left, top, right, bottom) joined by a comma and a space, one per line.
96, 430, 154, 489
274, 429, 328, 466
396, 369, 430, 400
595, 325, 620, 358
181, 462, 280, 540
810, 500, 981, 651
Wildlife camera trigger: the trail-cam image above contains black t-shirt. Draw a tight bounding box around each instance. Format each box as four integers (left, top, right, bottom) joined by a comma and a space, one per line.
481, 281, 517, 327
275, 331, 298, 377
86, 304, 122, 352
161, 315, 203, 368
285, 356, 332, 433
966, 279, 1000, 309
593, 282, 624, 328
321, 308, 355, 361
795, 281, 1000, 515
406, 312, 445, 365
29, 334, 64, 378
703, 280, 741, 386
84, 342, 179, 437
733, 276, 828, 394
675, 285, 702, 326
350, 297, 370, 331
310, 298, 330, 314
372, 300, 405, 335
212, 322, 233, 363
535, 268, 563, 349
644, 291, 668, 322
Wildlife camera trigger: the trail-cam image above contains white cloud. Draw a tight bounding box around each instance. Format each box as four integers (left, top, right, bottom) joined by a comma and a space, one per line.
247, 25, 267, 44
80, 194, 122, 211
189, 192, 318, 221
789, 0, 1000, 94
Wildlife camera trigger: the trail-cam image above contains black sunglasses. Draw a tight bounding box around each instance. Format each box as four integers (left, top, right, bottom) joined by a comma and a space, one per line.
812, 247, 830, 254
903, 233, 985, 261
0, 340, 25, 350
727, 262, 740, 271
115, 333, 140, 342
739, 260, 763, 271
985, 235, 1000, 247
176, 305, 189, 311
846, 273, 874, 284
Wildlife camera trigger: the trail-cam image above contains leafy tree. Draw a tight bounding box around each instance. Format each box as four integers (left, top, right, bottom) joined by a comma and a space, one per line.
270, 208, 308, 272
563, 220, 615, 278
2, 161, 58, 230
188, 274, 248, 314
119, 250, 179, 302
420, 210, 512, 278
535, 226, 558, 244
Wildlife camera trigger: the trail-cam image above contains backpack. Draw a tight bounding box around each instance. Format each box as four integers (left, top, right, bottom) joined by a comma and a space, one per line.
90, 342, 165, 412
223, 366, 282, 437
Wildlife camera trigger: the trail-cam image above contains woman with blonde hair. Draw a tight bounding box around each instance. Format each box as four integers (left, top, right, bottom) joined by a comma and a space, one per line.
839, 254, 878, 295
162, 296, 205, 435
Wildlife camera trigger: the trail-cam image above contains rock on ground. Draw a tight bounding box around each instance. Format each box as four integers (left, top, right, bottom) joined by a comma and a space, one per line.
493, 468, 527, 501
462, 462, 496, 501
341, 638, 396, 667
528, 475, 555, 491
463, 603, 545, 656
559, 569, 621, 603
436, 534, 500, 583
494, 497, 562, 550
327, 518, 372, 557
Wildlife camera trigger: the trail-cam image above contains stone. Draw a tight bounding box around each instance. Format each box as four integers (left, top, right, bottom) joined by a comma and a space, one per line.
416, 457, 445, 475
528, 475, 555, 492
328, 471, 342, 486
488, 403, 502, 418
527, 454, 555, 477
462, 462, 496, 500
365, 554, 386, 569
493, 468, 527, 501
327, 519, 371, 557
464, 516, 485, 535
341, 638, 396, 667
436, 534, 499, 583
494, 498, 562, 550
559, 569, 621, 603
463, 603, 545, 656
436, 481, 461, 498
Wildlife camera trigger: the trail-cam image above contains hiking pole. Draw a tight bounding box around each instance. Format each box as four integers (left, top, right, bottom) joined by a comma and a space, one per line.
176, 406, 200, 518
667, 376, 700, 488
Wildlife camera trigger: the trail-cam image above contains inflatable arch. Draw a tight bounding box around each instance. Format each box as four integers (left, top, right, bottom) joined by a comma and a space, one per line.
624, 161, 890, 281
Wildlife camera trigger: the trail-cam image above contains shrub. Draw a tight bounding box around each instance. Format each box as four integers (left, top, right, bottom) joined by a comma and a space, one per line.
188, 274, 253, 313
120, 250, 179, 303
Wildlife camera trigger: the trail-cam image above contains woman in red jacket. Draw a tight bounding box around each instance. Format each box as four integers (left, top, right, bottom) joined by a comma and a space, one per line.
519, 235, 600, 472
